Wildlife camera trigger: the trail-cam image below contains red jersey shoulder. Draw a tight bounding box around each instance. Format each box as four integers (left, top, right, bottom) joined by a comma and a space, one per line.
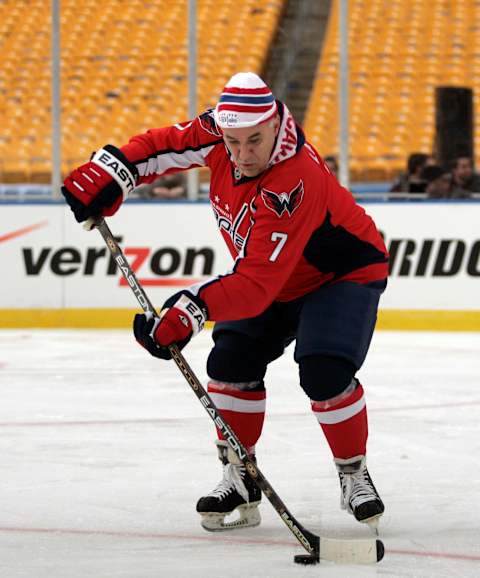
197, 109, 223, 138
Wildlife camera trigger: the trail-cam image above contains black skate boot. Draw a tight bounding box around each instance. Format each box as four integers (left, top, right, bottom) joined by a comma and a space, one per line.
335, 455, 385, 533
196, 440, 261, 531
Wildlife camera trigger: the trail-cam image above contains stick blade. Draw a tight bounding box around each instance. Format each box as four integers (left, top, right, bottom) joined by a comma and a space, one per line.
294, 553, 319, 565
320, 537, 384, 564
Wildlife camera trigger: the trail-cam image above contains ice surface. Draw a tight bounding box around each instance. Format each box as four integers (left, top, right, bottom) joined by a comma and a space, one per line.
0, 329, 479, 577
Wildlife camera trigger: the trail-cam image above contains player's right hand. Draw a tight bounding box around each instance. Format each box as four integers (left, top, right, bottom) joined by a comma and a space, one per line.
133, 291, 208, 360
61, 145, 138, 223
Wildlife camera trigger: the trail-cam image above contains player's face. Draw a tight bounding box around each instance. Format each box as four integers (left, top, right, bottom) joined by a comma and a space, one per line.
222, 116, 280, 177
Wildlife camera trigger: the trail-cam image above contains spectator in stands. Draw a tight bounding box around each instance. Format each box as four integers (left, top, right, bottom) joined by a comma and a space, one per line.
137, 173, 186, 200
324, 155, 338, 177
390, 152, 435, 193
450, 155, 480, 193
421, 165, 471, 199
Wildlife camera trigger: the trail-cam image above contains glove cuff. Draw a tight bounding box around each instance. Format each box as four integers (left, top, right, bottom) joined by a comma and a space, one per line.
91, 145, 138, 200
166, 293, 208, 336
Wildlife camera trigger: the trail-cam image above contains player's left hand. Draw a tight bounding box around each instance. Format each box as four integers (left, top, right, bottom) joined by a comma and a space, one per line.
133, 291, 208, 360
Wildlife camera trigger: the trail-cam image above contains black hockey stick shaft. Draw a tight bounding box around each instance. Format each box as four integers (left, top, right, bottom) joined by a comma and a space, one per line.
89, 216, 320, 561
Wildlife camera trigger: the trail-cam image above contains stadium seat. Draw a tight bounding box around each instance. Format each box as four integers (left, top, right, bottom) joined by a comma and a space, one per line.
0, 0, 284, 183
304, 0, 480, 181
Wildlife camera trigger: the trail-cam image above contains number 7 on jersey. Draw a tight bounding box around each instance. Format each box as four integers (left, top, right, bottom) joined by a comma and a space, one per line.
269, 232, 288, 262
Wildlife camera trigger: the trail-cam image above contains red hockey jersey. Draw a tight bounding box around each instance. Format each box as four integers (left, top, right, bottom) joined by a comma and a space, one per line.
121, 103, 388, 322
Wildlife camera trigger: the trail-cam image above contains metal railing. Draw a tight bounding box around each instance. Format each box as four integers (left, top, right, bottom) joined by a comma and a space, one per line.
1, 182, 479, 203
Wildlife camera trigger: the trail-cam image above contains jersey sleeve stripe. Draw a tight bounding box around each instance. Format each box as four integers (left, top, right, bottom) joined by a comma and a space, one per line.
136, 144, 218, 176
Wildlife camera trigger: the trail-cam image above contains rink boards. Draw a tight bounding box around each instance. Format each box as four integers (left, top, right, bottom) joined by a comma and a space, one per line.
1, 201, 479, 330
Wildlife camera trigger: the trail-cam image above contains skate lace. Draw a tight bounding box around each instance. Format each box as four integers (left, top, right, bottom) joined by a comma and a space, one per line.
209, 464, 249, 502
341, 468, 376, 508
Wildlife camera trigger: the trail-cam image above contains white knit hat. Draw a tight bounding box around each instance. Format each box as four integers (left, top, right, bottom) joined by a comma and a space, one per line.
214, 72, 277, 129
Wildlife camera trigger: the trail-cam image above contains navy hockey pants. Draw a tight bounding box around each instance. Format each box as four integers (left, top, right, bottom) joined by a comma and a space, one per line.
206, 280, 386, 399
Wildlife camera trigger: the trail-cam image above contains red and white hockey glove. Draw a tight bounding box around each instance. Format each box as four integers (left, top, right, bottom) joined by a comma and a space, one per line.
133, 291, 208, 360
61, 145, 138, 223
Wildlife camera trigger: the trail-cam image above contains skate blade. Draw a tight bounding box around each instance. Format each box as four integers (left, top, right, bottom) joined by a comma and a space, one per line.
345, 504, 383, 535
361, 513, 382, 535
200, 503, 261, 532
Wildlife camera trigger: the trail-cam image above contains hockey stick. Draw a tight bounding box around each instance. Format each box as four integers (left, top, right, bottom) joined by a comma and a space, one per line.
85, 216, 384, 565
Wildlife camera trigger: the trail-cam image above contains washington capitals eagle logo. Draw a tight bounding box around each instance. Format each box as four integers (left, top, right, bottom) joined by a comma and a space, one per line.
260, 180, 304, 217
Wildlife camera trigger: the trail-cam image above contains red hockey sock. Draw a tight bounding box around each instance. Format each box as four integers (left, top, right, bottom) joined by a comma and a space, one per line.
208, 381, 266, 452
311, 383, 368, 459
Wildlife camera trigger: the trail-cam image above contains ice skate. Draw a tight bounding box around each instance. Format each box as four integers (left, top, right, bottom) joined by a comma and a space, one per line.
335, 455, 384, 533
196, 440, 261, 531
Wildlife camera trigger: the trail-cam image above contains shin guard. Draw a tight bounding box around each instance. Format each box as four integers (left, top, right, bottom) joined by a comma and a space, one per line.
208, 381, 266, 451
311, 383, 368, 459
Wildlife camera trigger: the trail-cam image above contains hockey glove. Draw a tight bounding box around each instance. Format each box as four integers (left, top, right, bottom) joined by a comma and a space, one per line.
61, 145, 138, 223
133, 291, 208, 360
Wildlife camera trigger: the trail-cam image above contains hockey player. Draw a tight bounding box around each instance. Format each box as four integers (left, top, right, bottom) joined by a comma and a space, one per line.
61, 72, 388, 533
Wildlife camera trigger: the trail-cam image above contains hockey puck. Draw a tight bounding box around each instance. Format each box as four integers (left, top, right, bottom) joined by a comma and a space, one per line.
294, 554, 319, 565
376, 539, 385, 562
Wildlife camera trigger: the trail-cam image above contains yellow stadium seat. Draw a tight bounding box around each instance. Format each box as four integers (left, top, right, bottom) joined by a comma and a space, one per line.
0, 0, 285, 182
304, 0, 480, 180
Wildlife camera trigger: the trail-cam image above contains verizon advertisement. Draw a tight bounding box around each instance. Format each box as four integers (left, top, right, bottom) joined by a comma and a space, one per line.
1, 202, 479, 310
1, 204, 231, 309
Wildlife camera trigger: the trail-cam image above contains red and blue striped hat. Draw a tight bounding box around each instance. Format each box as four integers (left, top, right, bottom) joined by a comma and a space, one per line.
214, 72, 277, 129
